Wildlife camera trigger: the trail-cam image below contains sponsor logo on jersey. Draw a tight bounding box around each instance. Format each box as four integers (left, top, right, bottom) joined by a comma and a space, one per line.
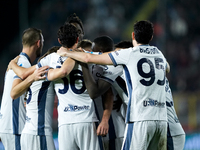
26, 116, 31, 122
64, 104, 90, 112
140, 48, 159, 54
143, 98, 165, 108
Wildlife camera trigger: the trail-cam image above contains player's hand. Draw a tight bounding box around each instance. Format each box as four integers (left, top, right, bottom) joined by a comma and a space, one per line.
58, 52, 67, 57
113, 94, 123, 112
7, 56, 20, 71
57, 47, 68, 56
32, 66, 49, 81
96, 120, 109, 136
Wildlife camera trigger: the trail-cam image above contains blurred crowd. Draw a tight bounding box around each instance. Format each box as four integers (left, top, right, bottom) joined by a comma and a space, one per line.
157, 0, 200, 92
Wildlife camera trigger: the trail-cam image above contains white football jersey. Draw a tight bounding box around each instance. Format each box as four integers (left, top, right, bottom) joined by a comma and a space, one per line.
109, 45, 167, 122
90, 64, 126, 139
22, 61, 55, 136
0, 52, 31, 134
92, 64, 128, 118
41, 53, 98, 127
165, 78, 185, 136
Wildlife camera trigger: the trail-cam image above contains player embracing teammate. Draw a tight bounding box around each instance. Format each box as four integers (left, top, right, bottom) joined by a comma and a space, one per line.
0, 13, 185, 150
58, 20, 185, 150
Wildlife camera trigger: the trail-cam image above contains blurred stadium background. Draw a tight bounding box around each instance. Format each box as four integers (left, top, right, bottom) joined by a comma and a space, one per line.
0, 0, 200, 149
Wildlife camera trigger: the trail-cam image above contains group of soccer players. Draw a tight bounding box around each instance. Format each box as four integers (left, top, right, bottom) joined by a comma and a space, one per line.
0, 13, 185, 150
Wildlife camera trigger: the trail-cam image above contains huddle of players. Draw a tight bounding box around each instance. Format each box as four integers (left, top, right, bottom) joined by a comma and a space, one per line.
0, 13, 185, 150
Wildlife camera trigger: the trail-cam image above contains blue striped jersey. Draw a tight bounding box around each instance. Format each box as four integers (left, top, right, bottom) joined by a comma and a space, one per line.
0, 52, 31, 134
109, 46, 168, 122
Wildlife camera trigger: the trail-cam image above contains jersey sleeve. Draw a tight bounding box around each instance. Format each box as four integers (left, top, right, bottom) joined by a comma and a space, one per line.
17, 56, 31, 69
108, 48, 132, 66
37, 54, 53, 68
92, 65, 123, 84
14, 56, 32, 80
90, 64, 104, 81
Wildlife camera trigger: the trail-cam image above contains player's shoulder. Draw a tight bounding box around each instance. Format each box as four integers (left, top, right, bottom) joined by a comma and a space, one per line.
17, 55, 31, 68
40, 52, 58, 62
38, 52, 58, 68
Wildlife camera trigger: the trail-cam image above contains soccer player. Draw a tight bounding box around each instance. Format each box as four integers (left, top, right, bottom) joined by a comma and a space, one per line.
78, 36, 128, 150
41, 23, 102, 150
58, 20, 168, 150
112, 40, 133, 119
65, 13, 84, 41
9, 46, 61, 150
165, 78, 185, 150
0, 28, 46, 150
77, 39, 93, 52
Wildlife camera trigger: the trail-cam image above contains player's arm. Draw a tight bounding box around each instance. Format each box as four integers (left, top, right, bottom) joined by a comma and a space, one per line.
97, 87, 113, 136
11, 66, 49, 99
47, 58, 75, 81
58, 47, 113, 65
81, 63, 111, 99
8, 56, 36, 80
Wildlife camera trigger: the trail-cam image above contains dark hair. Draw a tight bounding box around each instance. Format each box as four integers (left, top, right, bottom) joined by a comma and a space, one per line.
93, 35, 114, 52
133, 20, 153, 44
37, 46, 60, 63
114, 40, 133, 49
77, 39, 92, 49
22, 28, 42, 47
65, 13, 84, 40
57, 23, 79, 48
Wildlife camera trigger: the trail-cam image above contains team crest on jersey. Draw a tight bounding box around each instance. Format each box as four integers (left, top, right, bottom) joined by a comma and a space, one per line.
64, 104, 90, 112
143, 98, 165, 108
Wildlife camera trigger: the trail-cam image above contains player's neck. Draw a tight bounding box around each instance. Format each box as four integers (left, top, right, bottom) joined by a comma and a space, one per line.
61, 44, 77, 51
134, 42, 149, 47
22, 46, 36, 63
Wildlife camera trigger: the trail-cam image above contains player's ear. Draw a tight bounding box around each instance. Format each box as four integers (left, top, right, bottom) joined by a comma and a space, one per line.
36, 40, 41, 48
58, 38, 61, 45
76, 37, 79, 43
150, 35, 153, 41
166, 62, 170, 73
132, 32, 135, 40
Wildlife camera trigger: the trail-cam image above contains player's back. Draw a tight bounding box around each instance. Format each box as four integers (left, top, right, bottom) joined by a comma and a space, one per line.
53, 57, 98, 127
127, 46, 167, 122
22, 77, 55, 135
109, 45, 167, 122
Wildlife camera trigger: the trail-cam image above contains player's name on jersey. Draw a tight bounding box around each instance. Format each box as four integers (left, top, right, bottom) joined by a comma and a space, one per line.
140, 47, 159, 54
